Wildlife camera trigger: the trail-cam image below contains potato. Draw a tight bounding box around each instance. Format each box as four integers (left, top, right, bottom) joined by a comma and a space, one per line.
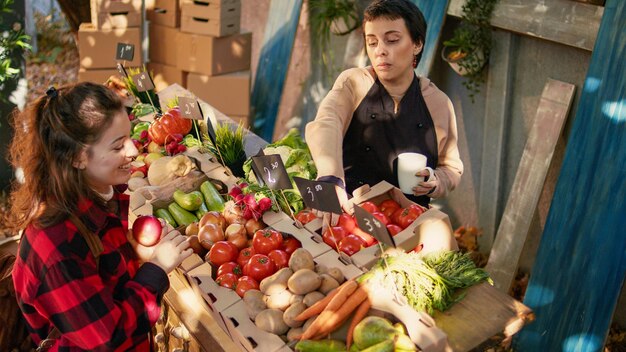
317, 274, 340, 295
255, 309, 289, 335
314, 263, 328, 274
288, 248, 315, 272
243, 289, 266, 320
260, 268, 293, 295
287, 269, 322, 295
287, 327, 303, 341
283, 302, 307, 328
327, 267, 345, 284
264, 289, 294, 311
290, 294, 304, 306
303, 291, 325, 307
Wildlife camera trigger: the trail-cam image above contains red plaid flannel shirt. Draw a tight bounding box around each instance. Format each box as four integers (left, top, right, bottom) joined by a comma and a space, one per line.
12, 188, 169, 351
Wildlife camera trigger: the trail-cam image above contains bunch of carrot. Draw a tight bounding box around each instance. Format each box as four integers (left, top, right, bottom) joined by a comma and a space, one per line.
294, 279, 372, 347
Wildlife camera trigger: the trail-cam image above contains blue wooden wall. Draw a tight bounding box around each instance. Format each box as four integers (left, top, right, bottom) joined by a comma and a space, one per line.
250, 0, 303, 142
411, 0, 450, 77
516, 0, 626, 350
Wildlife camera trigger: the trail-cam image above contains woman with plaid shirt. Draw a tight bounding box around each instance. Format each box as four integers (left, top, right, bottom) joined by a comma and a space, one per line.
6, 82, 193, 351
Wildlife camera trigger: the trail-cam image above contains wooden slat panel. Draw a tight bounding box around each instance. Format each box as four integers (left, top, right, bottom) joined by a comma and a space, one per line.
412, 0, 451, 77
516, 0, 626, 350
250, 0, 303, 141
447, 0, 603, 51
485, 79, 575, 292
477, 30, 513, 252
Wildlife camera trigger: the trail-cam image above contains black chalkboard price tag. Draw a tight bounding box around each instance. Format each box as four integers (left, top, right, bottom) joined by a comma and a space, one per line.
131, 71, 155, 92
353, 205, 395, 248
293, 177, 342, 214
178, 97, 204, 120
251, 154, 292, 190
116, 43, 135, 61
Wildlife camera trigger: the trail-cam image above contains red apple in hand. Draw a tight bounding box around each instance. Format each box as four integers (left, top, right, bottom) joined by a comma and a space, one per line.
132, 215, 163, 247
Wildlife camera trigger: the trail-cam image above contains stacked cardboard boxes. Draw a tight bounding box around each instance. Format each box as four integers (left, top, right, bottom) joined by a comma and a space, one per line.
147, 0, 187, 91
179, 0, 252, 127
78, 0, 144, 83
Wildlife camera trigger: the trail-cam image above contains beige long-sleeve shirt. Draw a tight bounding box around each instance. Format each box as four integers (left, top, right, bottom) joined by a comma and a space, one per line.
305, 67, 463, 199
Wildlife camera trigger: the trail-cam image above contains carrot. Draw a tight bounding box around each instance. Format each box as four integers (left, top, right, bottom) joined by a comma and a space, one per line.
295, 279, 356, 321
346, 298, 371, 349
310, 285, 368, 340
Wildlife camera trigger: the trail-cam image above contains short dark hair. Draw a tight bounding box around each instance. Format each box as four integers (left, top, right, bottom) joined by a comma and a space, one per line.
364, 0, 427, 66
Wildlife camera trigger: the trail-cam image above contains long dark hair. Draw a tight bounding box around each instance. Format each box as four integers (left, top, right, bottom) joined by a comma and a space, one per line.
7, 82, 124, 231
363, 0, 428, 67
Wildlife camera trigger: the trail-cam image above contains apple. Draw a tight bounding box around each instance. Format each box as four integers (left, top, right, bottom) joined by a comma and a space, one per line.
129, 161, 148, 176
144, 152, 164, 167
132, 215, 162, 247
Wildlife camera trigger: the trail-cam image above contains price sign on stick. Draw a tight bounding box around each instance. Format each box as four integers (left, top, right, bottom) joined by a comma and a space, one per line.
178, 97, 204, 120
353, 205, 396, 248
131, 71, 154, 92
116, 43, 135, 61
116, 62, 128, 78
293, 177, 342, 214
251, 154, 292, 190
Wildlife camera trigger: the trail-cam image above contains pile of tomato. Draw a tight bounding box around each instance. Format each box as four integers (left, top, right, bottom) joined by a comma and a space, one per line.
206, 228, 302, 297
295, 199, 425, 256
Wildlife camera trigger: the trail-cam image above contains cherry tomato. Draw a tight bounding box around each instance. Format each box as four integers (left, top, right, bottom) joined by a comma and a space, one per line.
322, 226, 347, 249
207, 241, 239, 267
215, 273, 238, 289
235, 276, 259, 297
295, 209, 317, 225
268, 249, 289, 269
392, 204, 425, 229
244, 254, 276, 282
252, 228, 284, 255
352, 226, 376, 247
338, 234, 366, 256
359, 201, 379, 214
336, 213, 356, 232
386, 224, 403, 236
237, 246, 256, 268
217, 262, 243, 278
371, 211, 390, 226
282, 236, 302, 255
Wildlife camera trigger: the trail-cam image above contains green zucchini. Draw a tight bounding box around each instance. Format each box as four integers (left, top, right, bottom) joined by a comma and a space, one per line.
154, 208, 177, 227
167, 202, 198, 227
200, 180, 225, 212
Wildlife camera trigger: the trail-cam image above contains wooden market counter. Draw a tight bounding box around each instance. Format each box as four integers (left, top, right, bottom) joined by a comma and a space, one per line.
153, 85, 534, 352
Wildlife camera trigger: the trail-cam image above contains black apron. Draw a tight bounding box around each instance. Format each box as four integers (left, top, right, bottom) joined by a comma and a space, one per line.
343, 75, 438, 207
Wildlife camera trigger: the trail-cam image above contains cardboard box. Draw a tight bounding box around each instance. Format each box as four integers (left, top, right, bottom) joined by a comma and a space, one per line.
221, 300, 289, 352
270, 218, 331, 259
180, 1, 241, 37
313, 250, 364, 281
90, 0, 142, 29
186, 71, 250, 116
147, 62, 187, 92
148, 0, 181, 28
148, 24, 180, 66
176, 31, 251, 76
228, 115, 249, 128
78, 23, 143, 69
78, 68, 120, 84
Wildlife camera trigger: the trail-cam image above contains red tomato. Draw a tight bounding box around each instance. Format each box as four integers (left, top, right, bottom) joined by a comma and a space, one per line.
282, 236, 301, 255
379, 199, 401, 219
268, 249, 289, 269
217, 262, 243, 278
207, 241, 239, 267
244, 254, 276, 282
148, 107, 192, 145
322, 226, 347, 249
235, 276, 259, 297
237, 246, 256, 268
360, 201, 379, 214
338, 234, 366, 256
371, 212, 390, 226
252, 228, 284, 255
295, 209, 317, 225
336, 213, 356, 232
392, 205, 425, 229
386, 224, 403, 236
351, 227, 376, 247
215, 273, 238, 289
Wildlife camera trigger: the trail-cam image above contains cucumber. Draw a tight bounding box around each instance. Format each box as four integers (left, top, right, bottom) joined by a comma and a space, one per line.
167, 202, 198, 227
195, 201, 209, 218
173, 190, 204, 211
154, 208, 178, 227
200, 180, 225, 212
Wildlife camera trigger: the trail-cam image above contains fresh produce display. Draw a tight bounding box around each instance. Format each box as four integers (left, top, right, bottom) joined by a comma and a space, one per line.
227, 182, 273, 221
242, 128, 317, 215
132, 215, 162, 247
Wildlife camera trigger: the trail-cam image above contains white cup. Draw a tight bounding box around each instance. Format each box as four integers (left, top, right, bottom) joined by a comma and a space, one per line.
397, 152, 434, 194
